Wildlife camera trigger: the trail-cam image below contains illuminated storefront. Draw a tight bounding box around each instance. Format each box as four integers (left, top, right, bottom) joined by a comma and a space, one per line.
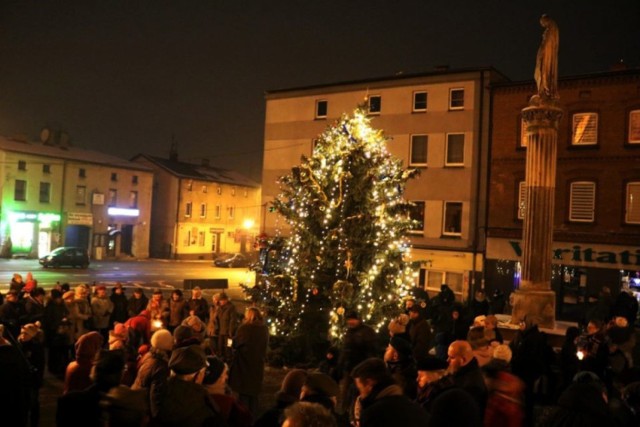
5, 211, 61, 257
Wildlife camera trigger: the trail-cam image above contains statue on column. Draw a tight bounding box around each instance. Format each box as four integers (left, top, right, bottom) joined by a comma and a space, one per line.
533, 14, 559, 103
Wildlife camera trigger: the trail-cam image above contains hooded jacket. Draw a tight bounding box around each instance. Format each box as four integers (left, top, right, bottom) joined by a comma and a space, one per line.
63, 331, 104, 394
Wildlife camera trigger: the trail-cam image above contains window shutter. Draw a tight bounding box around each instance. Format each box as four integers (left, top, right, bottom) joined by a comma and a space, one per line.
569, 182, 596, 222
572, 113, 598, 145
626, 182, 640, 224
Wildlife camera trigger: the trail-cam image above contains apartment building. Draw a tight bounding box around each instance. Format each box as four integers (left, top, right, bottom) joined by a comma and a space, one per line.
263, 68, 508, 300
132, 154, 261, 260
486, 69, 640, 301
0, 135, 153, 259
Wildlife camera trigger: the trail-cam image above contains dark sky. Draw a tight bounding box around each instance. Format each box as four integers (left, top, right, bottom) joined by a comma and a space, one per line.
1, 1, 639, 182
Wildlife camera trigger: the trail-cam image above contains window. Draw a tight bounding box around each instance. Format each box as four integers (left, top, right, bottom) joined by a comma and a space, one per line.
445, 133, 465, 166
368, 95, 381, 114
518, 181, 527, 220
572, 113, 598, 145
200, 203, 207, 218
18, 160, 26, 171
76, 186, 86, 205
185, 202, 193, 217
315, 100, 328, 119
186, 181, 193, 191
184, 230, 192, 247
625, 182, 640, 224
198, 231, 206, 246
132, 175, 138, 185
14, 179, 26, 201
443, 202, 463, 235
569, 181, 596, 222
129, 191, 138, 208
216, 186, 222, 195
244, 189, 248, 198
629, 110, 640, 143
449, 88, 464, 110
413, 91, 427, 112
43, 164, 51, 174
202, 186, 208, 193
410, 135, 428, 166
228, 206, 235, 219
215, 205, 221, 219
39, 182, 51, 203
108, 189, 117, 207
423, 270, 464, 295
111, 172, 118, 182
231, 187, 236, 197
520, 117, 528, 147
408, 201, 425, 233
79, 168, 86, 178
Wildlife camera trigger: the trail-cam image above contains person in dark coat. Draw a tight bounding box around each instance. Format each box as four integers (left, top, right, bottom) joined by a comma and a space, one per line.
0, 289, 26, 339
384, 336, 417, 399
0, 324, 31, 427
168, 289, 189, 333
427, 388, 482, 427
612, 290, 638, 327
24, 287, 46, 325
446, 340, 488, 412
469, 290, 490, 320
109, 283, 129, 327
187, 287, 210, 323
215, 293, 238, 362
127, 288, 148, 318
229, 307, 269, 418
156, 344, 226, 426
44, 289, 71, 376
408, 305, 433, 360
414, 356, 452, 414
253, 368, 308, 427
19, 322, 46, 427
351, 358, 429, 427
544, 380, 614, 427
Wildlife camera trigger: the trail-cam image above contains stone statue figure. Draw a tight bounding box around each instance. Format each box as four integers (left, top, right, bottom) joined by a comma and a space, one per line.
534, 14, 559, 101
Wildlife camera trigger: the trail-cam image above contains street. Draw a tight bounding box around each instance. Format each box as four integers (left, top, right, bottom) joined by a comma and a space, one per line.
0, 258, 256, 302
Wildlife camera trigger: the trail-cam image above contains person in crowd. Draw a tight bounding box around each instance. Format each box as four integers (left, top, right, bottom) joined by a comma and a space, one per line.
109, 283, 129, 327
57, 350, 127, 427
127, 288, 148, 318
301, 372, 349, 426
408, 305, 433, 361
489, 289, 506, 315
24, 287, 46, 324
337, 310, 379, 414
467, 326, 493, 367
44, 289, 71, 376
64, 331, 104, 394
23, 272, 37, 295
168, 289, 188, 333
18, 322, 46, 427
203, 355, 252, 427
188, 286, 210, 323
125, 309, 152, 348
446, 340, 488, 412
108, 322, 128, 351
482, 355, 525, 427
156, 344, 226, 426
229, 306, 269, 417
388, 313, 411, 342
282, 401, 337, 427
384, 335, 417, 398
215, 292, 238, 362
544, 374, 614, 427
253, 368, 308, 427
610, 381, 640, 427
470, 289, 490, 320
483, 314, 503, 344
206, 292, 222, 354
612, 288, 638, 327
174, 324, 200, 348
132, 328, 174, 419
559, 326, 581, 394
318, 346, 341, 384
10, 272, 24, 293
414, 356, 451, 414
0, 324, 31, 426
426, 388, 482, 427
282, 401, 338, 427
182, 313, 208, 344
91, 284, 114, 344
69, 285, 92, 341
0, 289, 25, 339
147, 289, 169, 329
99, 378, 148, 427
577, 318, 609, 379
350, 357, 429, 427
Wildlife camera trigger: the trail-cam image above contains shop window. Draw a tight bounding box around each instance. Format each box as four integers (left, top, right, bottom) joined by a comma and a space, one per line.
424, 270, 464, 295
569, 181, 596, 222
185, 202, 193, 218
445, 134, 465, 166
39, 182, 51, 203
184, 230, 191, 247
76, 186, 86, 205
315, 100, 328, 119
443, 202, 463, 236
408, 201, 425, 234
449, 88, 464, 110
625, 182, 640, 224
572, 113, 598, 145
14, 179, 27, 201
413, 91, 427, 112
410, 135, 428, 166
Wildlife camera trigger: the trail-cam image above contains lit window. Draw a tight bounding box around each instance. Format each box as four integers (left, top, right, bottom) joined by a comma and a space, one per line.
198, 231, 206, 246
410, 135, 428, 166
408, 201, 425, 234
14, 179, 27, 201
217, 186, 222, 195
413, 91, 427, 112
185, 202, 193, 218
202, 186, 208, 193
200, 203, 207, 218
572, 113, 598, 145
231, 187, 236, 196
520, 117, 528, 148
445, 134, 465, 166
228, 206, 235, 219
215, 205, 221, 219
315, 100, 328, 119
129, 191, 138, 208
626, 182, 640, 224
443, 202, 463, 236
569, 181, 596, 222
449, 88, 464, 110
628, 110, 640, 143
368, 95, 381, 114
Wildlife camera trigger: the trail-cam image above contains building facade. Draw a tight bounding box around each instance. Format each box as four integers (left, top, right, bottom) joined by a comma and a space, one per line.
486, 69, 640, 304
0, 135, 153, 259
263, 68, 508, 300
132, 154, 261, 260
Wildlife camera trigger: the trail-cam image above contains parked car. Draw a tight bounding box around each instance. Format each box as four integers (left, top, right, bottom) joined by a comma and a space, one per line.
39, 247, 90, 269
214, 253, 249, 268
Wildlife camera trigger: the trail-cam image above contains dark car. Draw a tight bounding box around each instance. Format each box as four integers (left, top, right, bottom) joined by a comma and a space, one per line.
214, 253, 248, 268
40, 246, 90, 269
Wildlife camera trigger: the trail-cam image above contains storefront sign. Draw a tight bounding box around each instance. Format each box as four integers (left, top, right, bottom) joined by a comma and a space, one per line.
487, 237, 640, 270
8, 211, 61, 223
107, 207, 140, 217
67, 212, 93, 226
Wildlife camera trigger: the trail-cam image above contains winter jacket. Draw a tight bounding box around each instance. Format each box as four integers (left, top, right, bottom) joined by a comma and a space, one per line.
91, 295, 114, 330
109, 292, 129, 325
359, 382, 429, 427
408, 316, 433, 360
339, 323, 379, 372
215, 302, 238, 337
67, 298, 92, 340
0, 342, 31, 426
0, 300, 26, 338
229, 322, 269, 396
43, 300, 69, 342
24, 295, 45, 324
188, 297, 209, 323
64, 331, 104, 394
484, 371, 525, 427
128, 294, 149, 318
169, 298, 188, 328
156, 377, 226, 427
132, 347, 170, 418
450, 357, 488, 412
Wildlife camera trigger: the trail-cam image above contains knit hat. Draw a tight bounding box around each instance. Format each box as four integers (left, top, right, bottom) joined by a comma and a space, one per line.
168, 345, 207, 375
203, 356, 226, 385
304, 372, 339, 397
173, 325, 193, 343
278, 369, 309, 402
151, 329, 174, 352
416, 356, 448, 372
492, 344, 512, 364
389, 336, 413, 360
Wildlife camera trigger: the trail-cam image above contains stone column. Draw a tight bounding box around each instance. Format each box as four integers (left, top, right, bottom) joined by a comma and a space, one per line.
511, 102, 562, 329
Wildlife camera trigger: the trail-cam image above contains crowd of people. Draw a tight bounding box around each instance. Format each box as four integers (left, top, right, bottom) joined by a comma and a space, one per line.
1, 274, 640, 427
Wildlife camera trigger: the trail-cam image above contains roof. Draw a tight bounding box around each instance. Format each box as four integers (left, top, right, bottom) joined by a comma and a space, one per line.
265, 66, 510, 97
134, 154, 260, 188
0, 135, 153, 172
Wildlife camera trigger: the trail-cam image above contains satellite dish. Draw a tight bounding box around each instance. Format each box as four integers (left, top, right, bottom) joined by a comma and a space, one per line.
40, 128, 51, 143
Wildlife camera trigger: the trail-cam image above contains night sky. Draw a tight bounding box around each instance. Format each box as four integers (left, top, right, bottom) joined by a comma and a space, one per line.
1, 1, 638, 182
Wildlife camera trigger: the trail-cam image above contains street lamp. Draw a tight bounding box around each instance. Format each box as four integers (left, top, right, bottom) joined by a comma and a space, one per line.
243, 218, 255, 230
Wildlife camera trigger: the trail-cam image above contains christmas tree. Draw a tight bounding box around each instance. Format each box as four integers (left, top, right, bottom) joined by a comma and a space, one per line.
246, 105, 418, 362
